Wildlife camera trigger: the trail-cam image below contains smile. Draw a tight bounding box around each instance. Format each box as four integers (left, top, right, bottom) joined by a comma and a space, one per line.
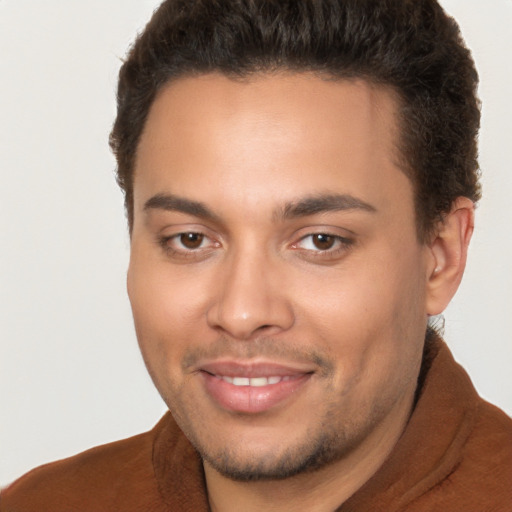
199, 364, 312, 414
218, 375, 293, 387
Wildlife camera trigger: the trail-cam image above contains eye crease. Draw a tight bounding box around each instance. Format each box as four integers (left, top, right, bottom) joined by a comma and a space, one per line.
157, 230, 354, 262
156, 231, 217, 257
294, 234, 353, 252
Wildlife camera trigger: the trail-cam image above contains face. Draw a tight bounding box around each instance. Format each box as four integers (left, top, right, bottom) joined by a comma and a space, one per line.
128, 73, 432, 480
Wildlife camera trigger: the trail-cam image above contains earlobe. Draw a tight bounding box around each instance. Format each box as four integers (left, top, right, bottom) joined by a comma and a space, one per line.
425, 197, 475, 316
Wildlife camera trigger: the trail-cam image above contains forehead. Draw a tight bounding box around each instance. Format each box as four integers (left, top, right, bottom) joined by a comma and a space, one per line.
133, 72, 411, 220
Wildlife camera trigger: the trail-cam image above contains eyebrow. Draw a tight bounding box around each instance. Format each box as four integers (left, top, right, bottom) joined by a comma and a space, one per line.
277, 193, 377, 220
143, 192, 377, 222
144, 193, 219, 221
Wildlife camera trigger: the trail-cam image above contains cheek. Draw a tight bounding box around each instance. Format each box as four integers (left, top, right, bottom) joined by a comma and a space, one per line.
298, 245, 427, 375
128, 246, 209, 329
127, 252, 207, 377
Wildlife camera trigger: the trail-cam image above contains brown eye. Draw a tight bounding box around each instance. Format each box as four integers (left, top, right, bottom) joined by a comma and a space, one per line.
311, 234, 336, 250
179, 232, 204, 249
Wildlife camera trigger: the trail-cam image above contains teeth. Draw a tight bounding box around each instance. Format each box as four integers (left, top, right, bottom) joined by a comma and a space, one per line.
249, 377, 269, 387
232, 377, 250, 386
221, 376, 284, 387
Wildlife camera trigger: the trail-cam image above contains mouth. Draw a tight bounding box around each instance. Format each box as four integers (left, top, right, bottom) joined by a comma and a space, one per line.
216, 375, 297, 387
198, 361, 314, 414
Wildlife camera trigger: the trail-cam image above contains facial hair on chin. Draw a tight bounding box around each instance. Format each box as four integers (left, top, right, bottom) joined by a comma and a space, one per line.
176, 346, 391, 482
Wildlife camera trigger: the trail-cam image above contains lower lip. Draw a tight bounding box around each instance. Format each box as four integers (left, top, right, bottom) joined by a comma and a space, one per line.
202, 372, 311, 414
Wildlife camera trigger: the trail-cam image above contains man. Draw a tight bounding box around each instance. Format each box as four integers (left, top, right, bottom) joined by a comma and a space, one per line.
2, 0, 511, 510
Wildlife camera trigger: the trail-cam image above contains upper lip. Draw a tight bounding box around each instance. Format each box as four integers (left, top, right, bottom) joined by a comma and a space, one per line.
197, 360, 316, 378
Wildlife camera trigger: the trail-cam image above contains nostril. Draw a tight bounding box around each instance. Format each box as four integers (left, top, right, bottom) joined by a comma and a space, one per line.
254, 324, 277, 335
206, 283, 295, 339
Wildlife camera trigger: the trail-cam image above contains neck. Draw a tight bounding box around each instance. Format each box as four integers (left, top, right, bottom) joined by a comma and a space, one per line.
204, 388, 415, 512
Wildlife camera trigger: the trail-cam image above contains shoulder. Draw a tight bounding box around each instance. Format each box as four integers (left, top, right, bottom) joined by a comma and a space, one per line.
412, 339, 512, 510
0, 416, 171, 512
460, 399, 512, 488
344, 337, 512, 512
409, 396, 512, 511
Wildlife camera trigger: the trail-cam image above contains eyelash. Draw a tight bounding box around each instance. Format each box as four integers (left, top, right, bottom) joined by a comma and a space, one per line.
157, 232, 354, 261
292, 233, 354, 261
158, 232, 217, 259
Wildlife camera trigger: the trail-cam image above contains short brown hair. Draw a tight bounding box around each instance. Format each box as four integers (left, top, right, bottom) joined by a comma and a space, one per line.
110, 0, 481, 240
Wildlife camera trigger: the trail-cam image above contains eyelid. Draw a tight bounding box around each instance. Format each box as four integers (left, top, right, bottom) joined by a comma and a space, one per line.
155, 224, 354, 262
163, 232, 217, 247
156, 226, 222, 260
291, 224, 354, 245
289, 230, 355, 262
293, 233, 353, 248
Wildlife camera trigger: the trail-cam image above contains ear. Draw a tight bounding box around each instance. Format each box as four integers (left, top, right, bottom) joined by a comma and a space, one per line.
425, 197, 475, 316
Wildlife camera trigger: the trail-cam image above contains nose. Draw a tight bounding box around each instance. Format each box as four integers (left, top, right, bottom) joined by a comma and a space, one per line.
206, 248, 294, 340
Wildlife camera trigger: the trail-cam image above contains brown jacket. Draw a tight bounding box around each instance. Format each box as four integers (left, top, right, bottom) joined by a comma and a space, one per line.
2, 338, 511, 511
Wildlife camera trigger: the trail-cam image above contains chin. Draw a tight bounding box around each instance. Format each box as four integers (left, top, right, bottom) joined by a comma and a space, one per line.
202, 438, 342, 482
188, 414, 365, 482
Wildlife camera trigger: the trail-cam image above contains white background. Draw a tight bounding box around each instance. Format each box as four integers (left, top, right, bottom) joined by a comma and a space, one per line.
1, 0, 511, 487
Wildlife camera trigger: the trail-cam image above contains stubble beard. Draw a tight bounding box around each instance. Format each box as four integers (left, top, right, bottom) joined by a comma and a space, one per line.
172, 398, 384, 483
159, 335, 415, 482
201, 426, 352, 482
172, 338, 360, 481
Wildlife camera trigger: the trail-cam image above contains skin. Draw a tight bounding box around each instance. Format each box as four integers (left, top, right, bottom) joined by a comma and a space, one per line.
128, 73, 473, 511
